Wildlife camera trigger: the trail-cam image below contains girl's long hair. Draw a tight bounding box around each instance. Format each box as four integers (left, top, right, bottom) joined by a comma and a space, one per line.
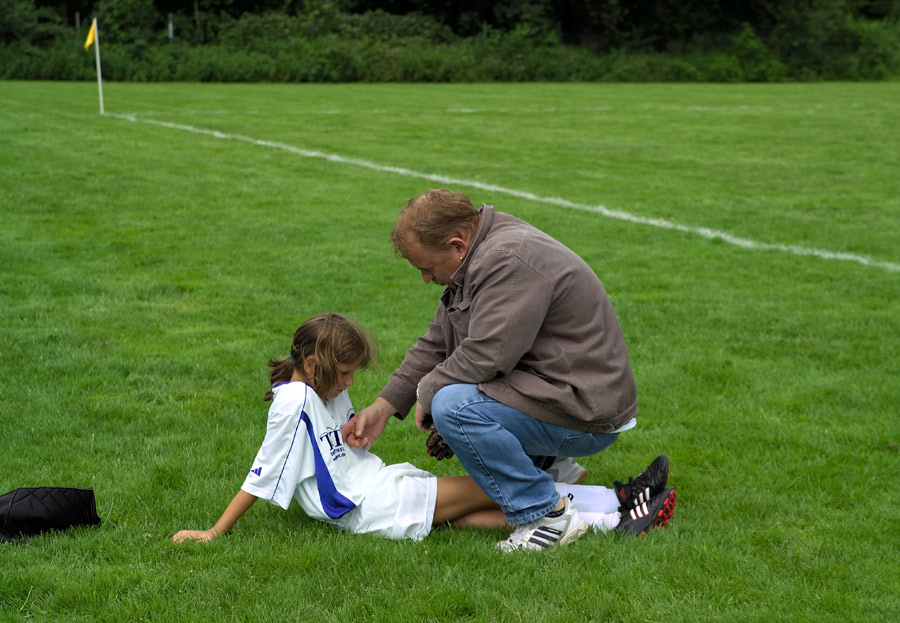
265, 313, 376, 403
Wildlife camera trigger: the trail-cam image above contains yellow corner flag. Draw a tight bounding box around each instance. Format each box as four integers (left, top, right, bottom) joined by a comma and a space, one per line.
84, 18, 104, 114
84, 20, 96, 51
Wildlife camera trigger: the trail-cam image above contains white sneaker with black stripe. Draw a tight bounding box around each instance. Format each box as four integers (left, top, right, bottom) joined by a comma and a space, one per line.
498, 497, 588, 552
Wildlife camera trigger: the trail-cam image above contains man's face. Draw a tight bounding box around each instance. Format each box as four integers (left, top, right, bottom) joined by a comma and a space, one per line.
403, 240, 463, 286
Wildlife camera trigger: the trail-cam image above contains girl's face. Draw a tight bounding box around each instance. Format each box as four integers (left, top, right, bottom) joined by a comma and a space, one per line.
326, 360, 362, 399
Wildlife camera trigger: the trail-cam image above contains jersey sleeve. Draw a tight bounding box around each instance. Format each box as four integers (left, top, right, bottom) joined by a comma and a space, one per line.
241, 385, 316, 510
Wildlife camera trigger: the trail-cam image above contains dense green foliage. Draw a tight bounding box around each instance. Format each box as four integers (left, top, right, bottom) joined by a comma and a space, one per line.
2, 0, 900, 81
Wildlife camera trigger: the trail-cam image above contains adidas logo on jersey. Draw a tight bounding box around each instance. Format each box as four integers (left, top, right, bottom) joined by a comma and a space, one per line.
250, 467, 262, 477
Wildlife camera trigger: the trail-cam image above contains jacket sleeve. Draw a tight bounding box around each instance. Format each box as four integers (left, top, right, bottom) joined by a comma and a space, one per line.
416, 247, 554, 412
378, 307, 448, 418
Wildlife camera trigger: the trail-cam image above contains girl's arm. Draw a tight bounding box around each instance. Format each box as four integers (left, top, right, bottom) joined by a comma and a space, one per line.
172, 490, 258, 543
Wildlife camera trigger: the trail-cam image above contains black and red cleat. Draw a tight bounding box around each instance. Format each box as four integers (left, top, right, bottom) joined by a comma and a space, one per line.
615, 486, 677, 537
615, 454, 670, 511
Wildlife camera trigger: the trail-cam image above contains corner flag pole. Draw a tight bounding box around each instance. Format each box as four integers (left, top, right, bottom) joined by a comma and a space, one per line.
84, 18, 104, 114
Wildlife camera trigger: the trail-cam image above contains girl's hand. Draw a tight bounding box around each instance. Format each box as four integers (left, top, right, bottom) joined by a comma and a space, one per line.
343, 398, 394, 449
172, 529, 218, 543
172, 491, 255, 544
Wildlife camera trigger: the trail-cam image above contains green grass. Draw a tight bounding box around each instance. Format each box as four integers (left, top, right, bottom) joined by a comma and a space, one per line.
1, 80, 898, 622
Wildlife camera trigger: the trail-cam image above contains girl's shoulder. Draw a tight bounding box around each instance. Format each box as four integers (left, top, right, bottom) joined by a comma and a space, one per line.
272, 380, 309, 397
270, 381, 318, 412
269, 383, 355, 424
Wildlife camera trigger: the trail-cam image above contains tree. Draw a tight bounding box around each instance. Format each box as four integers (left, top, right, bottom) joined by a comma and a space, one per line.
0, 0, 69, 45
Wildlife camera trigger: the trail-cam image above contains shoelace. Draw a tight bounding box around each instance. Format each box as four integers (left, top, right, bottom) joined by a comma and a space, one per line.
506, 522, 538, 546
620, 462, 666, 502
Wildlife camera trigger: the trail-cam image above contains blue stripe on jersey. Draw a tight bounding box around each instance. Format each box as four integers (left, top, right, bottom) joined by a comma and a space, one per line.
300, 409, 357, 519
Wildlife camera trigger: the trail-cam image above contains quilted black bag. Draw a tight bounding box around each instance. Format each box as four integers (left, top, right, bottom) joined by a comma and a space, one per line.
0, 487, 101, 542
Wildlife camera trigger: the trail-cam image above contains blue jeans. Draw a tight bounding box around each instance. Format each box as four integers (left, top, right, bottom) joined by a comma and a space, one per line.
431, 384, 620, 525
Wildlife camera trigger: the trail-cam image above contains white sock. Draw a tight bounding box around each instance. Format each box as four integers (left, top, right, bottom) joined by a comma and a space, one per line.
554, 483, 622, 532
578, 510, 622, 531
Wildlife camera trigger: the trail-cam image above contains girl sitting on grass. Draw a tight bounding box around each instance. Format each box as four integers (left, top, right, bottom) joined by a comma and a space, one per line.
172, 313, 655, 545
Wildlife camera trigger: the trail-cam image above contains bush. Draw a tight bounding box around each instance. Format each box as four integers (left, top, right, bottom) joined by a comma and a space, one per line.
695, 53, 745, 83
0, 0, 68, 47
95, 0, 160, 46
337, 9, 457, 44
767, 2, 899, 79
730, 25, 787, 82
365, 41, 455, 82
219, 12, 299, 53
851, 18, 900, 79
599, 52, 704, 82
0, 40, 94, 80
1, 2, 897, 82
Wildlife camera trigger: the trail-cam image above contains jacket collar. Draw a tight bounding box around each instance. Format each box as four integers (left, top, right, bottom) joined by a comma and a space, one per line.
449, 204, 494, 289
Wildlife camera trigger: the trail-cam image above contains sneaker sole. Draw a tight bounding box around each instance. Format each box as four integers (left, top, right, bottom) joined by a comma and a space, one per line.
550, 465, 589, 485
501, 513, 589, 552
638, 488, 677, 537
559, 516, 589, 546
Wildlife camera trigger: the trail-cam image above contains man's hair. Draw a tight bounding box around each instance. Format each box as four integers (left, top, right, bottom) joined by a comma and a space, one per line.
265, 313, 376, 403
391, 189, 480, 256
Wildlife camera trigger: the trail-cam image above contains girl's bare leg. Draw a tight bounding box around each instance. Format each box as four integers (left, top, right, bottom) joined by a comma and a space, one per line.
433, 476, 510, 529
450, 508, 509, 529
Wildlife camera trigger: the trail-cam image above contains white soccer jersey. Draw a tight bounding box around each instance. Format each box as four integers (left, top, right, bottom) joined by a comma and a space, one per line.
241, 382, 436, 540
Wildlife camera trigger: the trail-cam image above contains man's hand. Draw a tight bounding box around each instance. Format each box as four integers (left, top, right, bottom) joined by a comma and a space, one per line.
342, 397, 396, 450
414, 401, 434, 431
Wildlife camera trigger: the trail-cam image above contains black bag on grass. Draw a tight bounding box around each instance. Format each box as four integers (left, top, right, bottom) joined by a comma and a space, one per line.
0, 487, 101, 542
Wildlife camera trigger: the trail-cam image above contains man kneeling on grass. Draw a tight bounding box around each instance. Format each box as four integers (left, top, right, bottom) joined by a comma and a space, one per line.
343, 189, 676, 551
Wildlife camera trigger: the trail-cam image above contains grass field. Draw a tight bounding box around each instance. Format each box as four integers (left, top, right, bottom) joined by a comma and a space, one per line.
1, 80, 898, 622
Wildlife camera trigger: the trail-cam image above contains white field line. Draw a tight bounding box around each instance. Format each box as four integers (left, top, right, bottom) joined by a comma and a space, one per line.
110, 113, 900, 273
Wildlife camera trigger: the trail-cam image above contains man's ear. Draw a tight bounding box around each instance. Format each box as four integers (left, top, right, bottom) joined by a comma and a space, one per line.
448, 236, 469, 258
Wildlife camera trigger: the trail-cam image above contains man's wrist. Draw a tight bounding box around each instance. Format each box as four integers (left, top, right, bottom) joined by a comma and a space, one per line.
372, 397, 398, 420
